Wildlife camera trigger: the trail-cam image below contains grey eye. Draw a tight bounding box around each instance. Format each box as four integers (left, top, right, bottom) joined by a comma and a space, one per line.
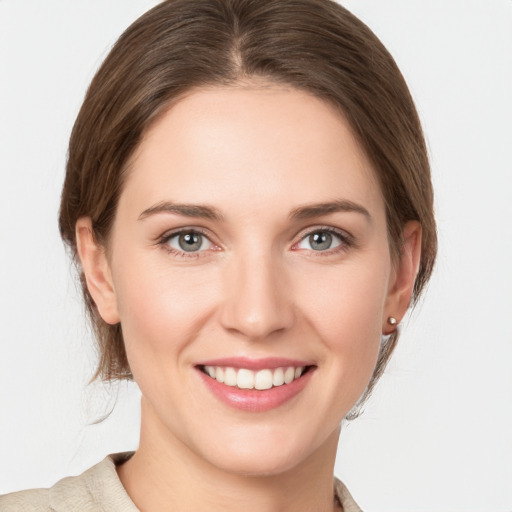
309, 232, 333, 251
297, 230, 342, 251
168, 231, 211, 252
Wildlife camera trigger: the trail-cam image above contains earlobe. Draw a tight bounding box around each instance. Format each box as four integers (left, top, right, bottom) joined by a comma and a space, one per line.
75, 217, 120, 325
383, 221, 422, 334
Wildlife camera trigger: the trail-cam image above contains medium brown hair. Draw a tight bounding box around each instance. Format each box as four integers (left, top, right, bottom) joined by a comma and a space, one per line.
59, 0, 437, 407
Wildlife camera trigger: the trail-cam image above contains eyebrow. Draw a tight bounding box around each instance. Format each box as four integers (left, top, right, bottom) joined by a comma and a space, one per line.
289, 200, 371, 221
138, 201, 224, 221
138, 199, 371, 223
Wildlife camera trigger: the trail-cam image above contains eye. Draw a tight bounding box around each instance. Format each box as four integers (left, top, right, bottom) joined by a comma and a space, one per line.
295, 229, 345, 252
165, 230, 213, 253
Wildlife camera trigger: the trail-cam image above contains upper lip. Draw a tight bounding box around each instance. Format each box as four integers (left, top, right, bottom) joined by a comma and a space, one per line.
195, 357, 315, 371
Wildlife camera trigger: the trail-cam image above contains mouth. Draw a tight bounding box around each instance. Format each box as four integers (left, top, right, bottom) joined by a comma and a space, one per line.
195, 358, 316, 412
198, 364, 314, 390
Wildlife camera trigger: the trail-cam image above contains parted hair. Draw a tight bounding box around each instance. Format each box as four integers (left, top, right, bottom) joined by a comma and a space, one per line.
59, 0, 436, 412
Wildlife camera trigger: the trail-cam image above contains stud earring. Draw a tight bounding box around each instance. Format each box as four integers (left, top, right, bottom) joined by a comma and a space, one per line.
387, 316, 398, 326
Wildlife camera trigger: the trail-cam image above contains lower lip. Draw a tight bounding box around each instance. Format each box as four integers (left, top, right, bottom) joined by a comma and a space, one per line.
197, 368, 314, 412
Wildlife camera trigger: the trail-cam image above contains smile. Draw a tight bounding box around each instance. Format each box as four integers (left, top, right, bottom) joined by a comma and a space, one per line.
200, 365, 308, 390
196, 358, 316, 412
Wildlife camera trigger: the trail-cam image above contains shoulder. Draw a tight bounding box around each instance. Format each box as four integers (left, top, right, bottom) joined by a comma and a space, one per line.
334, 477, 364, 512
0, 488, 50, 512
0, 452, 137, 512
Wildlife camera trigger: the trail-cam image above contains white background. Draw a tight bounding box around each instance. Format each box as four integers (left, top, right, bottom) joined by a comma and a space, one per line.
1, 1, 511, 511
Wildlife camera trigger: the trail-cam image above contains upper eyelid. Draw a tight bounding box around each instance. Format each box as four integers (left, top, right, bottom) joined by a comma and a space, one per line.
293, 225, 353, 243
158, 228, 218, 259
159, 226, 214, 242
157, 227, 219, 255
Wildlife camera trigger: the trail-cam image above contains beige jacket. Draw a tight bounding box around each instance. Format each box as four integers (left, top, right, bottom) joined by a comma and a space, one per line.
0, 452, 362, 511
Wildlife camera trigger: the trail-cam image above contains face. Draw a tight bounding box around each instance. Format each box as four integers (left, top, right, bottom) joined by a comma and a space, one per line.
81, 84, 413, 476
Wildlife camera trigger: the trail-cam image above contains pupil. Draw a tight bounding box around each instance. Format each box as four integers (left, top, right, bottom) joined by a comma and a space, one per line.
310, 232, 332, 251
179, 232, 202, 251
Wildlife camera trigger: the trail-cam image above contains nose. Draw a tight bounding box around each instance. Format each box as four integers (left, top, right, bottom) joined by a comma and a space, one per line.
219, 250, 295, 340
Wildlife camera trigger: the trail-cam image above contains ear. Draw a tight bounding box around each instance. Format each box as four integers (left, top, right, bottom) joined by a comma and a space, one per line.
75, 217, 120, 325
383, 221, 422, 334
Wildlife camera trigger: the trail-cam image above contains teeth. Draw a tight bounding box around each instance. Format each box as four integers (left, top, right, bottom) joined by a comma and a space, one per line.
254, 369, 273, 390
272, 367, 284, 387
237, 369, 254, 389
224, 367, 237, 387
204, 365, 308, 390
284, 367, 295, 384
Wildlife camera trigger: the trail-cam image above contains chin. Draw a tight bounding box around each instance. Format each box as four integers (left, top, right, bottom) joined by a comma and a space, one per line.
196, 425, 336, 478
208, 448, 308, 478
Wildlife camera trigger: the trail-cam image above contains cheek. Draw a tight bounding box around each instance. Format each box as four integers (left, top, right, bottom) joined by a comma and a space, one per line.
297, 258, 389, 334
110, 250, 218, 373
294, 257, 390, 386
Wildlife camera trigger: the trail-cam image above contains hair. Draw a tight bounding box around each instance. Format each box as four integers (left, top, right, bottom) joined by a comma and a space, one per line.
59, 0, 437, 412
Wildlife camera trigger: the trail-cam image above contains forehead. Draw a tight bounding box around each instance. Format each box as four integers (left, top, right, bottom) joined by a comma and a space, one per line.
122, 84, 384, 221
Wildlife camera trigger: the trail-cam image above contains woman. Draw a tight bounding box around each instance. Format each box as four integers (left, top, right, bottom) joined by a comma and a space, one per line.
0, 0, 436, 510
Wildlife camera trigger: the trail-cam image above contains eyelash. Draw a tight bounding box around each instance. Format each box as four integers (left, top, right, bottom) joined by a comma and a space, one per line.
292, 226, 354, 256
157, 226, 354, 259
157, 227, 215, 259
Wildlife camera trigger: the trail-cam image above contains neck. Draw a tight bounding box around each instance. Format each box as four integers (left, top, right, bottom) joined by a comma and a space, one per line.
117, 398, 341, 512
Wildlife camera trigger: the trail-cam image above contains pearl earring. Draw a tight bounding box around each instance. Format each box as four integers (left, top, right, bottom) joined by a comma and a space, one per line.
387, 317, 398, 326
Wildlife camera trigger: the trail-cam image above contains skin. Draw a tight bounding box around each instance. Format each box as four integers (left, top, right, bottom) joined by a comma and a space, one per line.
76, 84, 421, 512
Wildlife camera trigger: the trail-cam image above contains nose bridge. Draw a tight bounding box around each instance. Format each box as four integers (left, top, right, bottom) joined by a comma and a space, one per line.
220, 246, 294, 340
